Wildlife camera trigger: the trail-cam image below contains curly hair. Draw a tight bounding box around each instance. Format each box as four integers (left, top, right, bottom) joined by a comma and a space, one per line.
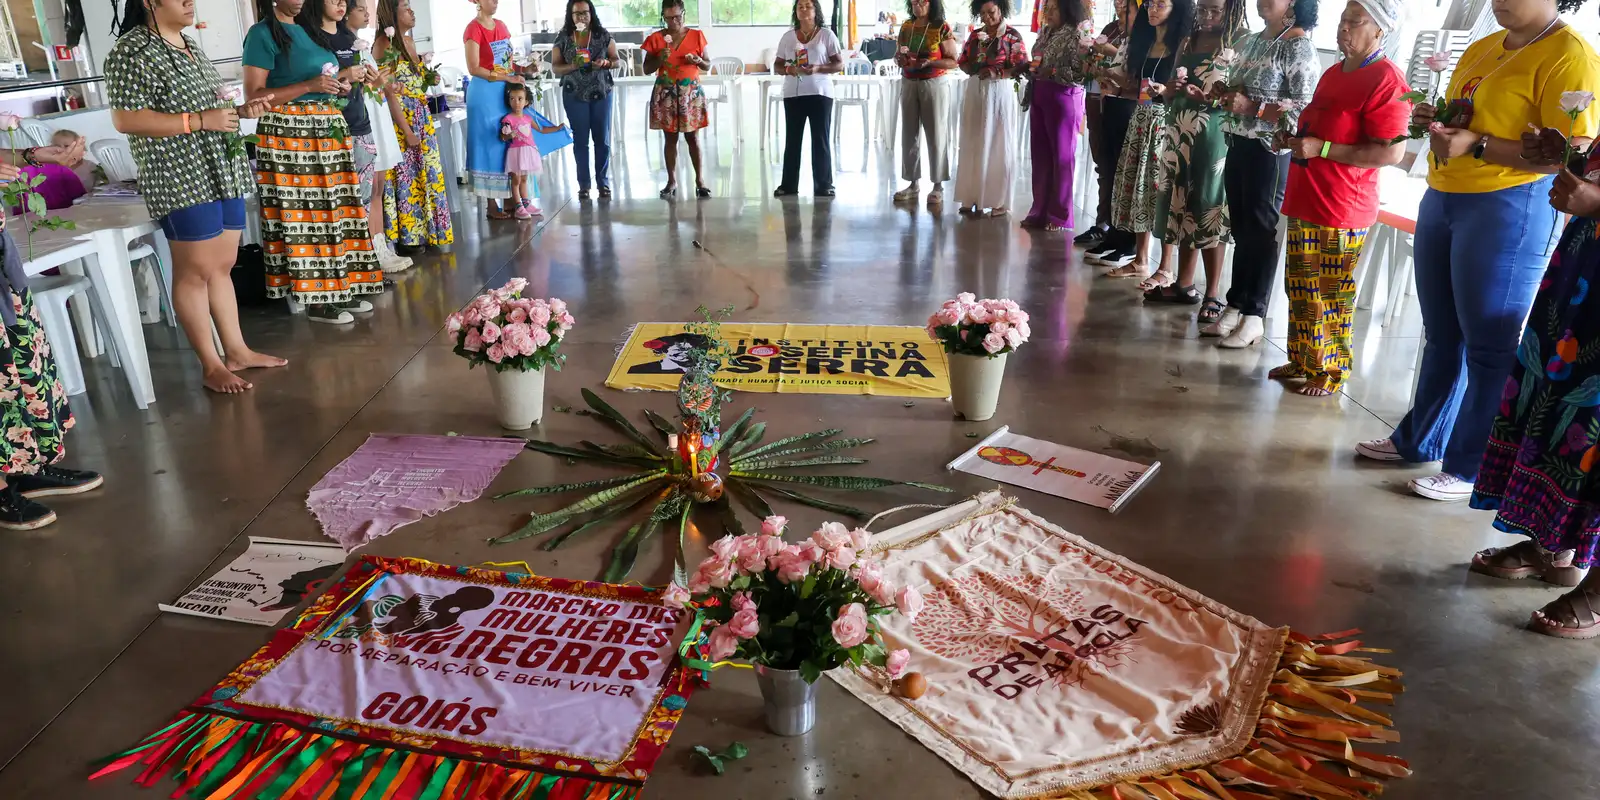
1559, 0, 1590, 12
906, 0, 947, 25
969, 0, 1010, 20
1288, 0, 1319, 29
791, 0, 827, 29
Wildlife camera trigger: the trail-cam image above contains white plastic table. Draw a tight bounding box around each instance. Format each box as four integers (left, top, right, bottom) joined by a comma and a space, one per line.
24, 197, 167, 409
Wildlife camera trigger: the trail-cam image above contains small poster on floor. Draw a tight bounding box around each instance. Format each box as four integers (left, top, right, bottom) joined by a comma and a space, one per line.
947, 426, 1159, 512
158, 537, 346, 626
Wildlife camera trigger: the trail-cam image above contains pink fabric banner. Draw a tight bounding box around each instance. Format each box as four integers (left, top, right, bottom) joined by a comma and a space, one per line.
307, 434, 527, 550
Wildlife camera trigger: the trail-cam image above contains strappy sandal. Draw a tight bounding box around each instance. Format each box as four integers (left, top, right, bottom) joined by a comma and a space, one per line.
1104, 262, 1145, 279
1197, 298, 1225, 325
659, 184, 677, 199
1268, 363, 1308, 381
487, 206, 513, 220
927, 188, 943, 207
1471, 541, 1589, 586
1144, 283, 1201, 304
1530, 578, 1600, 639
1137, 269, 1175, 292
696, 186, 712, 198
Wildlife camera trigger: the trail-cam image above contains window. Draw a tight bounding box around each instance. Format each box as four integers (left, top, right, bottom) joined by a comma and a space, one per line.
598, 0, 703, 28
715, 0, 797, 25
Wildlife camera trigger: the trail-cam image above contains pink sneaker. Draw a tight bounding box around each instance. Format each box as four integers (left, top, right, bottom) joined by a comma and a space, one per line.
514, 204, 533, 220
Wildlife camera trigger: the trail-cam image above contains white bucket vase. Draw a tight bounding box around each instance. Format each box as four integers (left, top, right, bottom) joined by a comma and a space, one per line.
948, 352, 1008, 421
484, 366, 546, 430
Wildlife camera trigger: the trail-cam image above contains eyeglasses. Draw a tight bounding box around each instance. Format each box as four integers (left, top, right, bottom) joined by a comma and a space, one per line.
662, 12, 683, 22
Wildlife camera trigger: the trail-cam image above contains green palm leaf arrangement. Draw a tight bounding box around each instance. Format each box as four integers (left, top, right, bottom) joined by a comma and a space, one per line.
492, 390, 951, 582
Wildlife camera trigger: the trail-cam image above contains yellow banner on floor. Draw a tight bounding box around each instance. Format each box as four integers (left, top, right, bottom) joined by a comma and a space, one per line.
606, 322, 951, 397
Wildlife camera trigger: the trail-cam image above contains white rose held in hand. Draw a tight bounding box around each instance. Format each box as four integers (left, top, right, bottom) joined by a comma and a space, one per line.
1561, 91, 1595, 116
1423, 52, 1450, 72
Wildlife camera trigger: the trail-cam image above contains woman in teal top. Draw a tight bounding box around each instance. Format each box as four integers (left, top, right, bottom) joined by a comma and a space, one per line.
243, 0, 384, 326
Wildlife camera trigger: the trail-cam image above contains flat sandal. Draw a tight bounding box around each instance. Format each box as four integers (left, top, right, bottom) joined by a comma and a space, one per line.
1471, 541, 1588, 586
1530, 579, 1600, 639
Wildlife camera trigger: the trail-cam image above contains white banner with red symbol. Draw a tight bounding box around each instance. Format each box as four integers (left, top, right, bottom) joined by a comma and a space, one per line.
830, 493, 1286, 798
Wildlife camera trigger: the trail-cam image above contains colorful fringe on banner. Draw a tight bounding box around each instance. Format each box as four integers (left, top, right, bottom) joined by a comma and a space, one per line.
1044, 630, 1410, 800
91, 556, 697, 800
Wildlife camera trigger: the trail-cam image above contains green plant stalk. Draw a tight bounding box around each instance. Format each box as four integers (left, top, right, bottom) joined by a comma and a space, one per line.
735, 428, 842, 462
491, 471, 667, 544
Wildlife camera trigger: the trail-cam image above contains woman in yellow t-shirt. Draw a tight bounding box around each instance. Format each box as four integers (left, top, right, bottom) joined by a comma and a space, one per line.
1355, 0, 1600, 503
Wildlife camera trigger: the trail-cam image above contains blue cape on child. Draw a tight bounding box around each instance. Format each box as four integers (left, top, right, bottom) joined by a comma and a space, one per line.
521, 109, 574, 155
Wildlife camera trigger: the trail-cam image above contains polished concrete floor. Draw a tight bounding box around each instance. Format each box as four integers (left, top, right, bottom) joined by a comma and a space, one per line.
1, 112, 1594, 800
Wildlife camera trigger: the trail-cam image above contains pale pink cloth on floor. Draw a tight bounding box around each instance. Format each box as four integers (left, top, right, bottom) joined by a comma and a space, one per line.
830, 493, 1285, 798
307, 434, 527, 551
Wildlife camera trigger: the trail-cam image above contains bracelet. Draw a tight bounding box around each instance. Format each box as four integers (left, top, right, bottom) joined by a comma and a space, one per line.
181, 112, 192, 134
1320, 140, 1332, 159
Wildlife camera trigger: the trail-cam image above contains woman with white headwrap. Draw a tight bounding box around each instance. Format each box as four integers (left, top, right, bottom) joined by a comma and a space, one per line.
1269, 0, 1411, 397
1356, 0, 1600, 506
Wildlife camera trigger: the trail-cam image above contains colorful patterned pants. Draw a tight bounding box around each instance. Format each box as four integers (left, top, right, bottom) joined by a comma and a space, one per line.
1284, 218, 1369, 391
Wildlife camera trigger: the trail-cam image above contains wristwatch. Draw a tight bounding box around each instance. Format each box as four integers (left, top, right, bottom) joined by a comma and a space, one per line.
1473, 135, 1490, 161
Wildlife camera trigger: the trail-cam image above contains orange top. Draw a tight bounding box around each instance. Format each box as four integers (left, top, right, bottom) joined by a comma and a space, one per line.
643, 28, 707, 82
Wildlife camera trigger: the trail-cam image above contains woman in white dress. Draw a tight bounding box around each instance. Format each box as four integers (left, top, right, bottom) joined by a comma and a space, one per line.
953, 0, 1029, 216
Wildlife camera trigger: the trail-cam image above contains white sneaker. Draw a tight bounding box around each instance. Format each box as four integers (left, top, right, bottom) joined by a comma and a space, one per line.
1355, 438, 1405, 462
308, 309, 355, 325
374, 236, 414, 272
1409, 472, 1474, 502
1200, 307, 1240, 338
1218, 315, 1264, 348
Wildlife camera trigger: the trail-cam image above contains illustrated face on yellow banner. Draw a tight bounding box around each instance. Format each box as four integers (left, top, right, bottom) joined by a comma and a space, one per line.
606, 323, 952, 398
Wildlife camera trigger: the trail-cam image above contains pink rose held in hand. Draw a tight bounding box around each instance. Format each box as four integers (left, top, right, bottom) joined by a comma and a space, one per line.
831, 603, 870, 648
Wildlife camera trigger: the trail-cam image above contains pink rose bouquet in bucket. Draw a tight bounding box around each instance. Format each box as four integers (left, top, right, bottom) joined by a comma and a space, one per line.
929, 293, 1030, 421
446, 278, 574, 373
926, 292, 1031, 358
671, 517, 917, 686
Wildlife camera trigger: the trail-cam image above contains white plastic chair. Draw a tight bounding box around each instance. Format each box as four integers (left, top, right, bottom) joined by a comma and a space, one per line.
834, 58, 877, 168
31, 274, 120, 397
438, 65, 467, 94
1405, 30, 1472, 98
20, 119, 52, 148
706, 57, 743, 135
89, 138, 138, 182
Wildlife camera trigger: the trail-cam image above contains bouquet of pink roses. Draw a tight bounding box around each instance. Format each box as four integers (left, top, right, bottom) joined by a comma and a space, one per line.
925, 293, 1031, 358
446, 278, 574, 372
667, 516, 921, 684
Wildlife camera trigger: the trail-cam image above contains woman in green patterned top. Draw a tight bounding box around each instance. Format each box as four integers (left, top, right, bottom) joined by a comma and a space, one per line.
1145, 0, 1245, 319
106, 0, 286, 395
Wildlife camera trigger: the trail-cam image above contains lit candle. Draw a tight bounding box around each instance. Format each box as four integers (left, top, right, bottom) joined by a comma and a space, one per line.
685, 438, 700, 477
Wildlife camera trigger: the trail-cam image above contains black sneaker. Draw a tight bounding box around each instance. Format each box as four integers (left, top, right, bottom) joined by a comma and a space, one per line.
12, 465, 104, 498
0, 485, 56, 530
1084, 246, 1121, 265
1074, 226, 1107, 248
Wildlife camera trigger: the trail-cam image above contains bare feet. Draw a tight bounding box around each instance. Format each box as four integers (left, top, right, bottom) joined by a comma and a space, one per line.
203, 364, 252, 394
226, 350, 289, 371
1295, 378, 1336, 397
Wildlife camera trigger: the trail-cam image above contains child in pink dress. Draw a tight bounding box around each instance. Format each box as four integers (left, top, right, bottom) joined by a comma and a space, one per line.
501, 84, 564, 220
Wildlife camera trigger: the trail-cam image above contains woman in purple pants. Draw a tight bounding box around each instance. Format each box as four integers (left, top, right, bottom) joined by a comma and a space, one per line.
1022, 0, 1090, 231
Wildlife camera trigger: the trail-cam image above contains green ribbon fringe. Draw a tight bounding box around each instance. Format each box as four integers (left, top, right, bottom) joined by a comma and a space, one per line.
89, 709, 644, 800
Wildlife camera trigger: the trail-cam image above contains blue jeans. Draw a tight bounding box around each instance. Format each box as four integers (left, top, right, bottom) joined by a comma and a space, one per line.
1391, 178, 1561, 480
564, 92, 612, 191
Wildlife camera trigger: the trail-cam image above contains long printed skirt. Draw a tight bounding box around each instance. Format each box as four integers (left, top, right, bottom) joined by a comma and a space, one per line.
1155, 105, 1230, 249
384, 94, 453, 248
953, 78, 1018, 212
1110, 103, 1168, 234
255, 103, 383, 304
1472, 217, 1600, 567
465, 76, 512, 199
0, 233, 72, 475
1282, 218, 1368, 391
648, 78, 709, 133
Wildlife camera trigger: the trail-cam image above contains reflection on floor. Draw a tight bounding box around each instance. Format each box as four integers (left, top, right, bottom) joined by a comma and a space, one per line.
0, 109, 1591, 800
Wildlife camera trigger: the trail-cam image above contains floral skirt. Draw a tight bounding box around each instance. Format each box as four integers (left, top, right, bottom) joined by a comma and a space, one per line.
1110, 103, 1168, 234
649, 79, 708, 133
1472, 217, 1600, 566
255, 103, 383, 304
1154, 105, 1230, 250
0, 240, 73, 475
383, 94, 454, 248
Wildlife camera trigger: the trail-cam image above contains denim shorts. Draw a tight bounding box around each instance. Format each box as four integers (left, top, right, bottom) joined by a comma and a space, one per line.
159, 198, 247, 242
